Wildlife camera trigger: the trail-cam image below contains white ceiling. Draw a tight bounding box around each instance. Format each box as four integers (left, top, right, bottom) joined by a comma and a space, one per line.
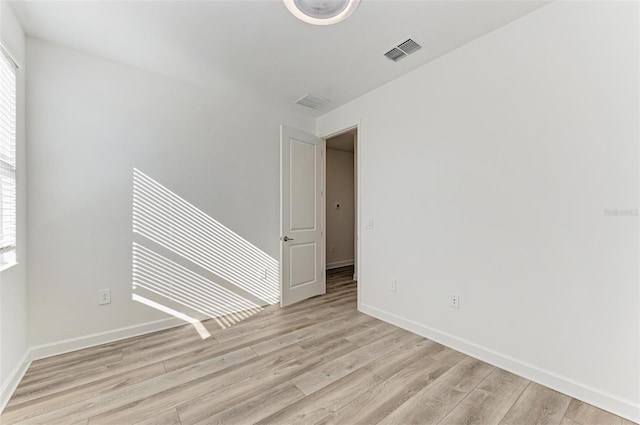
10, 0, 549, 116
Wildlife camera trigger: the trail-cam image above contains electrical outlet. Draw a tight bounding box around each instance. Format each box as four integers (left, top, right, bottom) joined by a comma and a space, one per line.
390, 279, 397, 292
98, 289, 111, 305
450, 294, 459, 309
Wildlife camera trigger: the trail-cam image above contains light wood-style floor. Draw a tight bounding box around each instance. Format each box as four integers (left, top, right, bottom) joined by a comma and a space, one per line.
2, 266, 636, 425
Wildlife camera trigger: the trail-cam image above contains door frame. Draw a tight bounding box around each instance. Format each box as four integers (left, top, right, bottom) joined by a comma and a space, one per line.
320, 123, 361, 309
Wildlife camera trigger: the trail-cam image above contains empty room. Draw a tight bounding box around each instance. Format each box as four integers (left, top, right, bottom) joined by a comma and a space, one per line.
0, 0, 638, 424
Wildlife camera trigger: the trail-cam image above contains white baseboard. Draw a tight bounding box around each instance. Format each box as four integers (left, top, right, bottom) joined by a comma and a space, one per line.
326, 259, 355, 270
30, 317, 186, 361
359, 303, 640, 423
0, 350, 32, 413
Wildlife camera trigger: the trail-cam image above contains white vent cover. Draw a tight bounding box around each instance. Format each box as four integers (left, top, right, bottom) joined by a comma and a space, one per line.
384, 48, 406, 62
295, 94, 330, 109
385, 38, 422, 62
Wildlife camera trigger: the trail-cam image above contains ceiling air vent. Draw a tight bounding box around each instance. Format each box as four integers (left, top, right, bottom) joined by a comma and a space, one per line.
295, 94, 330, 109
385, 38, 422, 62
384, 48, 407, 62
398, 39, 421, 55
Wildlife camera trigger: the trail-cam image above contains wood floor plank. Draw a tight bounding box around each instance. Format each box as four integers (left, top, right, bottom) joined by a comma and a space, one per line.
82, 345, 305, 425
120, 333, 218, 366
377, 357, 495, 425
191, 381, 305, 425
195, 286, 350, 342
121, 328, 216, 361
427, 345, 469, 367
500, 382, 571, 425
364, 337, 445, 381
439, 368, 530, 425
25, 342, 131, 373
256, 368, 381, 425
18, 350, 125, 387
249, 310, 366, 356
297, 316, 379, 352
563, 399, 624, 425
176, 339, 361, 425
211, 304, 335, 344
300, 336, 360, 358
162, 317, 317, 372
343, 320, 400, 347
291, 328, 419, 395
4, 362, 166, 418
6, 346, 261, 425
9, 329, 217, 406
133, 408, 182, 425
316, 352, 451, 425
90, 334, 357, 425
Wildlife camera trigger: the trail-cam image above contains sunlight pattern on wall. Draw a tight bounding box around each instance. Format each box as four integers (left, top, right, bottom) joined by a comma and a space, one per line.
133, 243, 263, 329
132, 169, 280, 336
132, 168, 279, 305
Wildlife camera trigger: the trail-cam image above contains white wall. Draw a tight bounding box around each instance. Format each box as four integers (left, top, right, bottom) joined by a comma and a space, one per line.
26, 39, 314, 349
0, 0, 28, 410
317, 2, 639, 421
326, 147, 355, 269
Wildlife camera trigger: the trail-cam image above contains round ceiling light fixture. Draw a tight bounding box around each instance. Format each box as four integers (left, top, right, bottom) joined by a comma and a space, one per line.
283, 0, 360, 25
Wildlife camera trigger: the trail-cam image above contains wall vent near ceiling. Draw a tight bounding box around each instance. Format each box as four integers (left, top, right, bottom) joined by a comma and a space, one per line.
385, 38, 422, 62
295, 94, 330, 109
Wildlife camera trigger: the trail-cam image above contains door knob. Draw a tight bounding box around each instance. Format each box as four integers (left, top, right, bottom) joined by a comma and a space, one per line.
282, 236, 294, 242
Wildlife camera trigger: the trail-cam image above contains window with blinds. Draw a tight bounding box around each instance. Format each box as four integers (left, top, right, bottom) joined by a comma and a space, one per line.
0, 46, 17, 266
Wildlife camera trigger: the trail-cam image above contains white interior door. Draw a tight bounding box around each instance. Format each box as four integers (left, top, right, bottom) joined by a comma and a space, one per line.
280, 125, 325, 307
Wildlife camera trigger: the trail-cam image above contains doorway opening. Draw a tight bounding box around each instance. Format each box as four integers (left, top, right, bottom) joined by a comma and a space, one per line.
325, 129, 357, 283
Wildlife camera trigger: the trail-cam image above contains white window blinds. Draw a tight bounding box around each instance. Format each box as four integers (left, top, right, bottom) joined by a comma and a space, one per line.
0, 47, 16, 255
